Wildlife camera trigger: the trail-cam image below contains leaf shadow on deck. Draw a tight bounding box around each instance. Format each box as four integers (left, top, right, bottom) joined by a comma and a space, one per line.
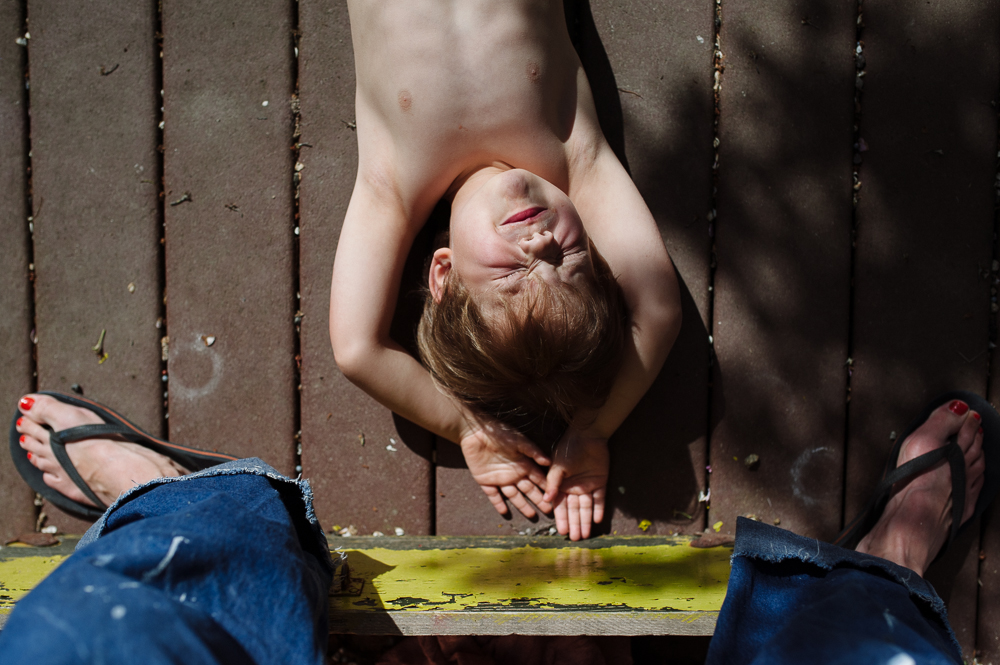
710, 2, 996, 629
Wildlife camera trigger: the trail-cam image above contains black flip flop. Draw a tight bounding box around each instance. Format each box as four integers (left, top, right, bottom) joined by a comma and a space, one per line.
835, 391, 1000, 560
10, 391, 239, 520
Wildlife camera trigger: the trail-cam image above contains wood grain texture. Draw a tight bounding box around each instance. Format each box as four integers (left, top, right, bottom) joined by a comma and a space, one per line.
0, 0, 37, 542
26, 0, 163, 532
846, 0, 999, 656
710, 0, 855, 539
328, 610, 718, 637
297, 0, 434, 535
162, 0, 297, 473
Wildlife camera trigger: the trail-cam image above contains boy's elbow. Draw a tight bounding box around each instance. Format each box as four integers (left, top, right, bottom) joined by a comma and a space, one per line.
330, 325, 369, 382
634, 294, 682, 359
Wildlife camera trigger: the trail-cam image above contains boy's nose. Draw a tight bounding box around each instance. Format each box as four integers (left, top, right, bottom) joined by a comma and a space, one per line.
519, 231, 561, 264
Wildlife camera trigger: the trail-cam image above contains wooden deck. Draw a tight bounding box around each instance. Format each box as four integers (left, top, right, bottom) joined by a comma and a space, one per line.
0, 0, 998, 658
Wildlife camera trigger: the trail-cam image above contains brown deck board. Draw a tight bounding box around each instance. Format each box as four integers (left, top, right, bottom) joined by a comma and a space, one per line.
26, 0, 163, 532
710, 0, 855, 540
0, 0, 38, 542
297, 0, 434, 535
435, 0, 717, 537
161, 1, 297, 474
847, 1, 999, 656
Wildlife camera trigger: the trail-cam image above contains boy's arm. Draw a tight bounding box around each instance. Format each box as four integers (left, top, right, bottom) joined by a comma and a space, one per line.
330, 172, 553, 517
569, 140, 683, 439
546, 140, 683, 538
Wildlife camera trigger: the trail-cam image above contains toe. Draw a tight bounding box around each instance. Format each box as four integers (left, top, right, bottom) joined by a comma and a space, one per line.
18, 432, 44, 455
956, 409, 981, 453
23, 394, 102, 431
16, 416, 51, 446
905, 400, 970, 458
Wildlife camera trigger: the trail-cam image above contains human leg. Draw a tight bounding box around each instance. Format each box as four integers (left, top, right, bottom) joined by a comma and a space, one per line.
2, 396, 332, 665
706, 395, 994, 665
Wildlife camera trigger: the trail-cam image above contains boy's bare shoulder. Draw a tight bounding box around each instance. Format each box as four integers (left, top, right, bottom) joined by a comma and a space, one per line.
348, 0, 601, 222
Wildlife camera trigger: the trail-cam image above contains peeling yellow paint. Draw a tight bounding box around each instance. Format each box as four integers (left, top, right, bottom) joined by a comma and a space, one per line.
0, 555, 69, 616
333, 539, 731, 614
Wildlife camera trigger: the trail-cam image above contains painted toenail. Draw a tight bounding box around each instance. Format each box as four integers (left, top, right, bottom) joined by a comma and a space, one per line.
16, 417, 22, 428
19, 396, 34, 411
973, 412, 982, 421
19, 435, 25, 444
980, 427, 984, 436
949, 400, 969, 415
26, 452, 31, 460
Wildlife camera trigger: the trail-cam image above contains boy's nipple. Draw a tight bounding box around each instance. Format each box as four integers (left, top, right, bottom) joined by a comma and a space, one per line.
397, 90, 413, 113
525, 62, 540, 83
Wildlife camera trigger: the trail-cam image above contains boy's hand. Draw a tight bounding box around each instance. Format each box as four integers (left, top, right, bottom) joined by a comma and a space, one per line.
459, 420, 553, 519
544, 430, 609, 541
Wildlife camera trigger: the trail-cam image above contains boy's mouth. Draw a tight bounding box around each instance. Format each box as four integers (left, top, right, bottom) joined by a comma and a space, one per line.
502, 207, 547, 225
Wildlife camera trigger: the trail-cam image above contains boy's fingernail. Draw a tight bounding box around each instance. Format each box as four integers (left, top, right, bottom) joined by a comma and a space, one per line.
973, 412, 982, 421
16, 417, 22, 428
19, 396, 34, 411
26, 452, 32, 460
949, 400, 969, 416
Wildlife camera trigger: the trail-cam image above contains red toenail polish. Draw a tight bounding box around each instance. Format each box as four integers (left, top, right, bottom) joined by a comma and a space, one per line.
949, 400, 969, 415
26, 452, 31, 460
980, 427, 984, 436
19, 435, 25, 444
19, 396, 34, 411
16, 417, 22, 428
973, 412, 982, 421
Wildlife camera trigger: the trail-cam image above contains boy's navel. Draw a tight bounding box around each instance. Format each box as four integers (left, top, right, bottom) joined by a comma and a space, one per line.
398, 90, 413, 113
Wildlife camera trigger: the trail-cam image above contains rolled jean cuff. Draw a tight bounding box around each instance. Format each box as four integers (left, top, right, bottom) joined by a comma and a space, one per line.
733, 517, 948, 618
725, 516, 961, 662
77, 457, 326, 559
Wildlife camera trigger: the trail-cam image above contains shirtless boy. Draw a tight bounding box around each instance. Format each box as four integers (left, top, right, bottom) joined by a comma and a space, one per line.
329, 0, 682, 539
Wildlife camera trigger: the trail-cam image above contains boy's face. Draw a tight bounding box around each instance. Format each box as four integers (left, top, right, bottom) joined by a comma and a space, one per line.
429, 167, 594, 301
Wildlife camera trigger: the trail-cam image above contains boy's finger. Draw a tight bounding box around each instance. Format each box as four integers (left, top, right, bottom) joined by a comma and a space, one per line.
554, 499, 569, 536
567, 494, 581, 541
526, 465, 549, 490
502, 485, 537, 519
543, 466, 565, 503
579, 494, 593, 539
592, 487, 606, 525
518, 479, 552, 514
481, 486, 509, 515
519, 441, 551, 466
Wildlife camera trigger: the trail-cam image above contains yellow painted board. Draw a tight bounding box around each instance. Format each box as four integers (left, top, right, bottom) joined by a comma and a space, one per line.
0, 536, 732, 636
331, 537, 732, 614
0, 554, 69, 620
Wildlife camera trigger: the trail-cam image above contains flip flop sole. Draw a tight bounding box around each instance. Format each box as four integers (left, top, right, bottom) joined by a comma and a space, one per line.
9, 392, 239, 521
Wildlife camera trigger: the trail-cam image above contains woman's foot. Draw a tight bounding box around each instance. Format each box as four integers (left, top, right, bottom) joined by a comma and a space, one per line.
15, 394, 188, 508
855, 399, 986, 577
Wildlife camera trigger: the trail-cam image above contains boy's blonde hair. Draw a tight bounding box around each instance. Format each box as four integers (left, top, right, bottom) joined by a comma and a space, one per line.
417, 243, 627, 425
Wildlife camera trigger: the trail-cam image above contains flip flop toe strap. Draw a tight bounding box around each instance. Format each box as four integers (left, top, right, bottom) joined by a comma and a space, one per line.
52, 423, 135, 443
838, 438, 966, 549
48, 428, 110, 511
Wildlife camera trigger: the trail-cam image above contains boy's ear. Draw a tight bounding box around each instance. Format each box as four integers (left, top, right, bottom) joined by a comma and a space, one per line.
428, 247, 453, 303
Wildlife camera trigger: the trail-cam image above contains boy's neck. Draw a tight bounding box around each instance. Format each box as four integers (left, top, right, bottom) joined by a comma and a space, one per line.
447, 162, 514, 205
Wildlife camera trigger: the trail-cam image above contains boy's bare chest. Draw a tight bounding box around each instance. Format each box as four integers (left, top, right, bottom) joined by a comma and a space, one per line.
351, 0, 589, 206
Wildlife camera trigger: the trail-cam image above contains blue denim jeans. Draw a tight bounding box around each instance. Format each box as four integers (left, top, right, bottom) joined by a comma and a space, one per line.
707, 517, 962, 665
0, 459, 333, 665
0, 474, 961, 664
